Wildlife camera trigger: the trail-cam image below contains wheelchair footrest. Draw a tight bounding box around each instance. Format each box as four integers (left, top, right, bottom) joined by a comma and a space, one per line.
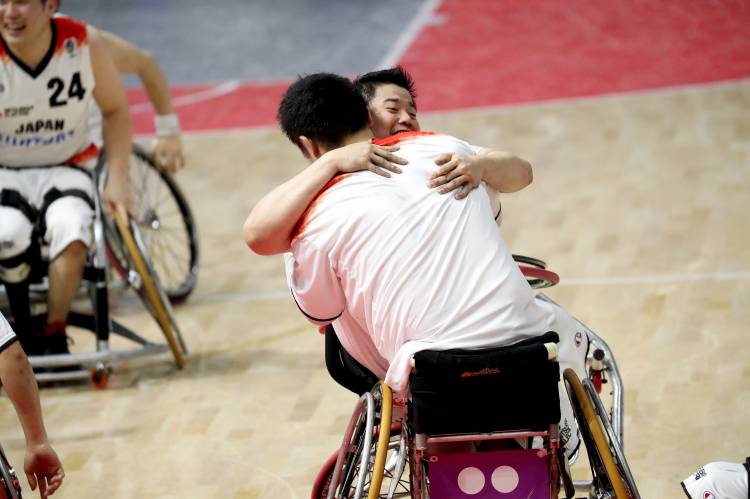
428, 448, 549, 498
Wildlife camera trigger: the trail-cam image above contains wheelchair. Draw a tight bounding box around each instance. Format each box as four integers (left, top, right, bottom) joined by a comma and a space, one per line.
0, 443, 21, 499
312, 256, 640, 499
0, 145, 195, 386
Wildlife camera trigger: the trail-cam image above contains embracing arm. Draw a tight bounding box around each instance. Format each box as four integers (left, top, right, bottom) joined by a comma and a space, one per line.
429, 147, 532, 198
243, 141, 405, 256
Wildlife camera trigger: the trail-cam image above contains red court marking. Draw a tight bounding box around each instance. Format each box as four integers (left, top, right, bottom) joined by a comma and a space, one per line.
401, 0, 750, 112
129, 0, 750, 134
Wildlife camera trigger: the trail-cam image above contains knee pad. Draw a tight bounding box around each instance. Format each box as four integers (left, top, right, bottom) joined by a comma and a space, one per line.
43, 195, 94, 260
0, 208, 33, 258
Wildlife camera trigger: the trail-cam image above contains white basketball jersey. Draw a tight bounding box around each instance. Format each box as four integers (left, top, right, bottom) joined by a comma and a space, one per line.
285, 131, 554, 391
0, 17, 98, 167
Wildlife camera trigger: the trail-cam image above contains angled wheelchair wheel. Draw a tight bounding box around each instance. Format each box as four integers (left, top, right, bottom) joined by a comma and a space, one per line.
102, 144, 199, 303
563, 369, 635, 499
313, 424, 410, 499
325, 382, 398, 499
112, 211, 186, 369
583, 377, 641, 499
0, 444, 21, 499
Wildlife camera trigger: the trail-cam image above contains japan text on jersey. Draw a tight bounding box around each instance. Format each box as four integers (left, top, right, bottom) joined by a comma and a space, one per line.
0, 17, 97, 167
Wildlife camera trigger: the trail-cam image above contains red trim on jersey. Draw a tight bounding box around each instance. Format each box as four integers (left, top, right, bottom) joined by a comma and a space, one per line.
373, 131, 439, 147
291, 173, 351, 241
53, 17, 88, 54
65, 143, 99, 166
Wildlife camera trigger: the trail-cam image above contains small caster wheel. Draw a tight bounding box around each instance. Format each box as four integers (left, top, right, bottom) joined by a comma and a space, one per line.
91, 364, 112, 389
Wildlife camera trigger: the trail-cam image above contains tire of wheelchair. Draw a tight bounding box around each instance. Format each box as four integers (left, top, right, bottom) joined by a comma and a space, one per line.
582, 377, 641, 498
563, 368, 632, 499
313, 422, 410, 499
113, 211, 186, 369
101, 144, 199, 303
319, 382, 400, 499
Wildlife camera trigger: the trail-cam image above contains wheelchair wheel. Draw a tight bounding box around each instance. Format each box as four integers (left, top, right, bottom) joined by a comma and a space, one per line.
312, 424, 410, 499
103, 144, 199, 303
563, 369, 634, 499
0, 444, 21, 499
113, 211, 186, 369
583, 377, 641, 499
325, 383, 400, 499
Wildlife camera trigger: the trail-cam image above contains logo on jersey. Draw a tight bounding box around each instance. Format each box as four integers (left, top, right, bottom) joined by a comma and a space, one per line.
64, 37, 77, 56
575, 331, 583, 347
0, 129, 75, 147
702, 492, 715, 499
1, 106, 34, 118
14, 120, 65, 135
695, 467, 707, 480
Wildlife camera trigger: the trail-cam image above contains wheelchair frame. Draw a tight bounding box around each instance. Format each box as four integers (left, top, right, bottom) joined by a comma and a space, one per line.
0, 153, 189, 386
312, 259, 640, 499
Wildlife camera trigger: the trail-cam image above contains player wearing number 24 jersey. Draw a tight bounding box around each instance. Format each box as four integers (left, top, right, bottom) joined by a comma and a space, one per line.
0, 16, 97, 166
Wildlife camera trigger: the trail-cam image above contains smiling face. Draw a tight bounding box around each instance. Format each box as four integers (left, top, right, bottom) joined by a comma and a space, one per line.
367, 83, 420, 138
0, 0, 57, 60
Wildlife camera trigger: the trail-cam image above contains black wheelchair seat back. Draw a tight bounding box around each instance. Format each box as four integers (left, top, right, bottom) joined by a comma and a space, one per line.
409, 331, 561, 435
324, 325, 380, 396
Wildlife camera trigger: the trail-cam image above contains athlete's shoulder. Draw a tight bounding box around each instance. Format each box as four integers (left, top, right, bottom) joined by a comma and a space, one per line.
52, 16, 88, 51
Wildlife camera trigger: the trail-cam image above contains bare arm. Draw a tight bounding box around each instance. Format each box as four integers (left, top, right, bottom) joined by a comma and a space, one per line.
243, 141, 406, 256
89, 26, 133, 217
99, 30, 184, 173
0, 342, 64, 498
429, 148, 532, 198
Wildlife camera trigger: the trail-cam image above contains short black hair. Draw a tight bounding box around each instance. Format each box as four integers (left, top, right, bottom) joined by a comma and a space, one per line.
354, 66, 417, 106
277, 73, 369, 151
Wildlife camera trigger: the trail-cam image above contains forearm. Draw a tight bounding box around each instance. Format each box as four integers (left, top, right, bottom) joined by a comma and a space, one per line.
0, 343, 48, 446
137, 52, 175, 116
244, 157, 338, 255
477, 149, 532, 193
101, 106, 133, 182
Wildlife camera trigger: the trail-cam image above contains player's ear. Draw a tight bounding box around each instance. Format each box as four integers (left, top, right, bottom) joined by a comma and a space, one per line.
299, 136, 322, 161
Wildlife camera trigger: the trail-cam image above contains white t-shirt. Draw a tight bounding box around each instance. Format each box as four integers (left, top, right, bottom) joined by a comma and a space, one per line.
0, 17, 98, 167
285, 131, 554, 392
0, 313, 18, 352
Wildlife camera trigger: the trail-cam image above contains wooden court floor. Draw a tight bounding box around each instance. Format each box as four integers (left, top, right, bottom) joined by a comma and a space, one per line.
0, 80, 748, 498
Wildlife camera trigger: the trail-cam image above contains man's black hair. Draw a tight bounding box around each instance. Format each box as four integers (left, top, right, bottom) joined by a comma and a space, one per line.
353, 66, 417, 106
277, 73, 369, 151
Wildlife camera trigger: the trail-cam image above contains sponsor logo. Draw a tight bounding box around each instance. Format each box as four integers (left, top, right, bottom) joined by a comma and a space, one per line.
1, 105, 34, 118
702, 492, 715, 499
460, 367, 500, 378
695, 467, 707, 480
64, 37, 77, 56
575, 331, 583, 347
0, 129, 75, 147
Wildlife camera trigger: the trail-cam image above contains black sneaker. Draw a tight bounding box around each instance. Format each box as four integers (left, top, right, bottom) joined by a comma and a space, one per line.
44, 334, 71, 356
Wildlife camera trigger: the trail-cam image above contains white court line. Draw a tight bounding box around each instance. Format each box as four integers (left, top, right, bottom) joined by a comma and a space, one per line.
190, 271, 750, 305
375, 0, 443, 70
129, 80, 241, 114
558, 271, 750, 287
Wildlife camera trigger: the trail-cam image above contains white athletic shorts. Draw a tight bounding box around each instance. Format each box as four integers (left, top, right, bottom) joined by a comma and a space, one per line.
0, 166, 94, 267
0, 312, 18, 351
682, 460, 749, 499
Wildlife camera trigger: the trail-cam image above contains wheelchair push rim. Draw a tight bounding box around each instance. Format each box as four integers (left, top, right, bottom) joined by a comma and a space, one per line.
113, 211, 186, 369
563, 368, 632, 499
100, 144, 199, 303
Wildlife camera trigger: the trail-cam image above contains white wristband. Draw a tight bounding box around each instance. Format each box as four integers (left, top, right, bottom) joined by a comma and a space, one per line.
154, 114, 181, 137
